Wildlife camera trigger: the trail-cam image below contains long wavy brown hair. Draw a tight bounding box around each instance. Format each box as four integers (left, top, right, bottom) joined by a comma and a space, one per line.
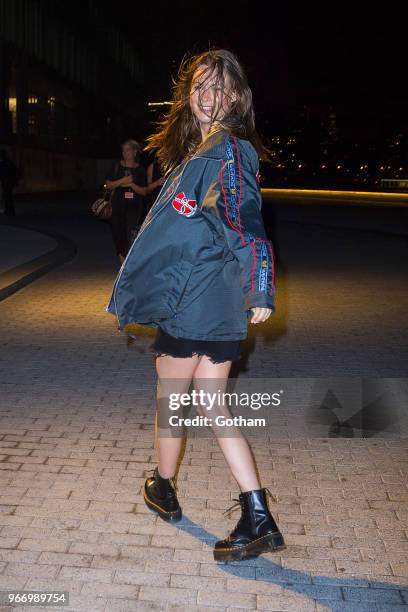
144, 48, 271, 174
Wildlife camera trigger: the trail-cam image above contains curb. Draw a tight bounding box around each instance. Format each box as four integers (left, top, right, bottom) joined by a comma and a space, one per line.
0, 218, 77, 302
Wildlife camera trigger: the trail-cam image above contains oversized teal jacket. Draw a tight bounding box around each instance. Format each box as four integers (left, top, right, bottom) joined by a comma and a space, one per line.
105, 128, 275, 340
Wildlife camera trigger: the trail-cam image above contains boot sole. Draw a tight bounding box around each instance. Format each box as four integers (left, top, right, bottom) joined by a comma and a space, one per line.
143, 487, 182, 523
213, 531, 286, 562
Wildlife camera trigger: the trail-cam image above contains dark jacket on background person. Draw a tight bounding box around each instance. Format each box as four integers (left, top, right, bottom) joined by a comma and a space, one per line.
105, 129, 276, 341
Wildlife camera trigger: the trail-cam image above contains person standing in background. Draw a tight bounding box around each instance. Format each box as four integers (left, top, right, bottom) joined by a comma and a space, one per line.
106, 140, 147, 264
106, 140, 166, 264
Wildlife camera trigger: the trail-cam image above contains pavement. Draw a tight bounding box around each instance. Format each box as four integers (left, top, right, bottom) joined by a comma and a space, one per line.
0, 212, 76, 302
0, 226, 57, 276
0, 193, 407, 611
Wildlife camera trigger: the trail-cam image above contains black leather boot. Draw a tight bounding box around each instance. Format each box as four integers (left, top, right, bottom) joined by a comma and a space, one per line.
143, 467, 182, 522
214, 488, 285, 562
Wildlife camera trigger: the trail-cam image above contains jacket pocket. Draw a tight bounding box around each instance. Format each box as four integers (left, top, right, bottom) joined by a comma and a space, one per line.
160, 259, 195, 316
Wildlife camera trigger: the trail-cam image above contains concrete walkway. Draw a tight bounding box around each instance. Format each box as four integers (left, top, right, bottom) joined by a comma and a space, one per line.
0, 193, 407, 611
0, 225, 57, 276
0, 212, 76, 302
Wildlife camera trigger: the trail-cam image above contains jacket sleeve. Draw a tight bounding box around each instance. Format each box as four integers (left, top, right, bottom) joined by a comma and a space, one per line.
210, 135, 276, 312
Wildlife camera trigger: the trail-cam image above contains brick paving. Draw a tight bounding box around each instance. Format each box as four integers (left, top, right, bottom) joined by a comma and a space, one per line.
0, 195, 407, 611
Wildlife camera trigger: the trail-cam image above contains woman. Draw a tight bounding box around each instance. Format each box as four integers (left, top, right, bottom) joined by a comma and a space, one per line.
106, 140, 163, 263
106, 49, 285, 562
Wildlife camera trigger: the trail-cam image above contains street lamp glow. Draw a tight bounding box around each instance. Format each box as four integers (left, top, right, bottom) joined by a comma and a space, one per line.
147, 101, 173, 106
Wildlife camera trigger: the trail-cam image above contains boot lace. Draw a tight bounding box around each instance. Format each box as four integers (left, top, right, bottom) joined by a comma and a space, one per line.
222, 498, 241, 518
222, 488, 276, 518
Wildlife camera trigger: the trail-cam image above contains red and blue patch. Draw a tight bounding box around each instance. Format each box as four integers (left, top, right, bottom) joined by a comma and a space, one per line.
172, 192, 197, 217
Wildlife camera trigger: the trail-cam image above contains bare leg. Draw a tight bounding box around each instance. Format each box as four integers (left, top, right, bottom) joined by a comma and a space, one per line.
154, 354, 200, 478
193, 356, 261, 492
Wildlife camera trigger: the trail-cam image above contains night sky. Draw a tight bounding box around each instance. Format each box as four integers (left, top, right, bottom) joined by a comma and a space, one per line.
102, 1, 407, 140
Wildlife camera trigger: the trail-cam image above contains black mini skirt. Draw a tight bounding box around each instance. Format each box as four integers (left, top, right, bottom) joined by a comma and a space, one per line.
151, 327, 242, 364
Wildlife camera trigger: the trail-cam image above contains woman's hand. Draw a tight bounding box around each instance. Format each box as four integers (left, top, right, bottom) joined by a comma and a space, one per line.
250, 307, 272, 324
129, 182, 149, 197
107, 175, 133, 189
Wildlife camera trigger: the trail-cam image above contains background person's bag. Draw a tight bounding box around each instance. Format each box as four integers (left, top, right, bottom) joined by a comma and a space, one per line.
91, 186, 114, 221
90, 162, 119, 221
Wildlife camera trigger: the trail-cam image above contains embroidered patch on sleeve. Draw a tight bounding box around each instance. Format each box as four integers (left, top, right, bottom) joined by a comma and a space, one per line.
225, 141, 239, 227
258, 240, 269, 292
172, 192, 197, 217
